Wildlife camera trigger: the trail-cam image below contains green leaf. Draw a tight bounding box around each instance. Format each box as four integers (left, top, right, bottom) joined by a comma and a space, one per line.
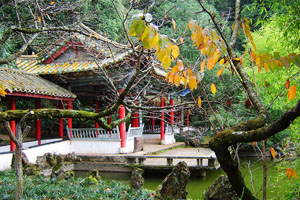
129, 19, 146, 37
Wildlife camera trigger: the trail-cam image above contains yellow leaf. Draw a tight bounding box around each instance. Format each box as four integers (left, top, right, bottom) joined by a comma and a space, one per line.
270, 147, 276, 159
286, 168, 298, 180
263, 63, 269, 72
182, 76, 187, 88
207, 58, 216, 70
50, 1, 55, 5
161, 55, 171, 69
172, 65, 179, 73
200, 59, 206, 72
212, 51, 221, 63
217, 67, 224, 77
198, 97, 202, 108
171, 45, 180, 60
171, 18, 176, 30
187, 68, 194, 77
174, 74, 181, 86
189, 76, 197, 90
177, 60, 184, 71
211, 30, 219, 42
179, 37, 184, 44
250, 50, 256, 62
0, 83, 6, 96
167, 72, 175, 84
149, 33, 159, 49
288, 85, 296, 101
219, 58, 225, 65
220, 40, 227, 55
141, 26, 151, 49
37, 17, 41, 22
191, 26, 204, 49
211, 83, 216, 95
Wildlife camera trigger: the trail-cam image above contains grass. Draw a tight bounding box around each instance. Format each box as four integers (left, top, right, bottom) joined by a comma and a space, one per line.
0, 170, 153, 200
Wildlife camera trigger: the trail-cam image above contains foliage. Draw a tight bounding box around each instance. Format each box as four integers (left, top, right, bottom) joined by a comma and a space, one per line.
251, 0, 300, 50
0, 170, 151, 200
80, 0, 127, 42
273, 159, 300, 199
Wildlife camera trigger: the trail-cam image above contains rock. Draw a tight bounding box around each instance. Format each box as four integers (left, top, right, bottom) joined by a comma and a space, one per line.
204, 175, 239, 200
23, 163, 42, 176
155, 161, 190, 200
64, 152, 80, 162
134, 137, 144, 152
184, 135, 202, 147
131, 167, 144, 190
184, 129, 203, 147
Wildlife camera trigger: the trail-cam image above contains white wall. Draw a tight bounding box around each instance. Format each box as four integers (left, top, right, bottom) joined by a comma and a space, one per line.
0, 153, 13, 171
70, 140, 121, 154
0, 139, 130, 170
162, 134, 176, 145
24, 141, 71, 163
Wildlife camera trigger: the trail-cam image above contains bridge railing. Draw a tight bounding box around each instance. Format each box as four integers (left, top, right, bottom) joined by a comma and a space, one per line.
124, 155, 219, 169
66, 126, 120, 141
127, 124, 144, 139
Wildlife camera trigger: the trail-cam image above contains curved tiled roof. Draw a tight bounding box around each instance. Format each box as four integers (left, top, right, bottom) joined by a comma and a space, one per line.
17, 52, 129, 75
0, 68, 76, 99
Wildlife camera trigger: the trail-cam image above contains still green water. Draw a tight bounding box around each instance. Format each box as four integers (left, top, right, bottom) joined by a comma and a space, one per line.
76, 159, 291, 199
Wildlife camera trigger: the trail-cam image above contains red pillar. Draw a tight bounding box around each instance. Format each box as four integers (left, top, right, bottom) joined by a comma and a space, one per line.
160, 98, 165, 141
58, 101, 64, 138
10, 97, 16, 151
95, 101, 99, 129
187, 109, 190, 127
152, 113, 155, 131
119, 89, 126, 148
119, 105, 126, 148
36, 99, 41, 145
67, 100, 72, 137
170, 98, 174, 125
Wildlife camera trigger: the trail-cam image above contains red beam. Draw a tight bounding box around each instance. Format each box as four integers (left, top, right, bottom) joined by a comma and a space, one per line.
5, 92, 75, 101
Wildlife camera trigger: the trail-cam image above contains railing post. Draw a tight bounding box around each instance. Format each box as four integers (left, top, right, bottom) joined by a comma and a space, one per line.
208, 158, 216, 167
197, 158, 203, 167
167, 158, 173, 166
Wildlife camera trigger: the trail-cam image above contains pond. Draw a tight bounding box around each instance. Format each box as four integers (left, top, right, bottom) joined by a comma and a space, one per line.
76, 158, 291, 199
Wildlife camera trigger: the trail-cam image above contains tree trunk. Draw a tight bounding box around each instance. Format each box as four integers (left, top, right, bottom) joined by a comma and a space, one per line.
213, 145, 257, 200
14, 122, 23, 200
